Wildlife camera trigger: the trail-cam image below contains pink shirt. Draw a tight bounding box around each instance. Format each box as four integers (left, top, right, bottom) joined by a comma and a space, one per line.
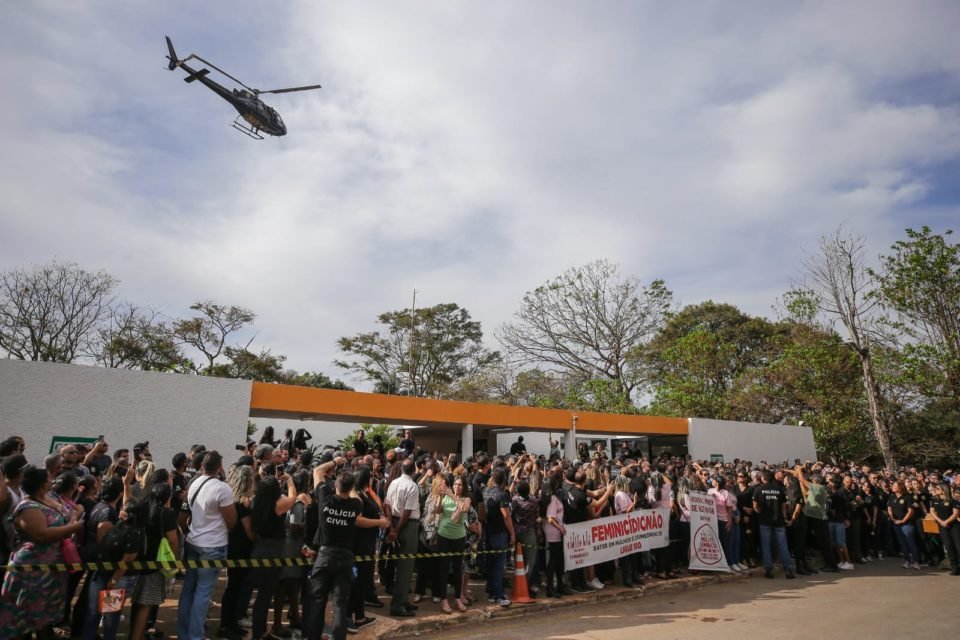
708, 488, 735, 522
543, 494, 564, 542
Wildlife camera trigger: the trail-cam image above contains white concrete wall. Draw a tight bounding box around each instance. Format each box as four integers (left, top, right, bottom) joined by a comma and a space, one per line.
688, 418, 816, 464
0, 360, 252, 469
495, 432, 555, 458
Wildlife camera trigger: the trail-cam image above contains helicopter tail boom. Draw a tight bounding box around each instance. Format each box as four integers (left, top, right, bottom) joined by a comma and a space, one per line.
165, 36, 179, 70
184, 68, 210, 83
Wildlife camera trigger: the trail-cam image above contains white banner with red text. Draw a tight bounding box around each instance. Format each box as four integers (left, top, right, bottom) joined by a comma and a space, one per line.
688, 491, 730, 572
562, 507, 670, 570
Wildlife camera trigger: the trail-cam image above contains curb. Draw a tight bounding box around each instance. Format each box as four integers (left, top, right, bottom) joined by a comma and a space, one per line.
374, 569, 761, 639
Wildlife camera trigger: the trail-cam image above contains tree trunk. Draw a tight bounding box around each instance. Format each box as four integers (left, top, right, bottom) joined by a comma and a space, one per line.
859, 350, 896, 470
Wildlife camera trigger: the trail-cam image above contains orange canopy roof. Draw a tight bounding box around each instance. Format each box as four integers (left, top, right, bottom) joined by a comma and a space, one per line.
249, 382, 687, 436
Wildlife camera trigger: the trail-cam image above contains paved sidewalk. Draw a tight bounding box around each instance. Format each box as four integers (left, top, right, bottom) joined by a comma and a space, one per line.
420, 560, 957, 640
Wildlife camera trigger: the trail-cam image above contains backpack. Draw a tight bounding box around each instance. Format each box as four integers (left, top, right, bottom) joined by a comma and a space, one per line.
98, 519, 147, 564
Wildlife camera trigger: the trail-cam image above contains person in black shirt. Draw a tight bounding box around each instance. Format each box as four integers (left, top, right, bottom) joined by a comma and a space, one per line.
250, 468, 300, 640
131, 483, 179, 640
826, 480, 853, 569
563, 469, 592, 591
352, 430, 369, 457
294, 428, 313, 451
842, 475, 866, 563
398, 430, 416, 458
929, 483, 960, 575
346, 467, 382, 631
482, 469, 515, 606
887, 481, 921, 568
509, 436, 527, 456
752, 470, 795, 579
80, 477, 132, 640
308, 471, 388, 640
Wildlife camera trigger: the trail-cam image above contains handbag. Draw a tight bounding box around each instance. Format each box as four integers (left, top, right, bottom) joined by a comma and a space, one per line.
420, 497, 440, 550
98, 588, 126, 614
61, 535, 82, 569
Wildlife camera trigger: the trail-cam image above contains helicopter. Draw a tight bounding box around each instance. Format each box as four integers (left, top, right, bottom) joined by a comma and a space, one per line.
164, 36, 321, 139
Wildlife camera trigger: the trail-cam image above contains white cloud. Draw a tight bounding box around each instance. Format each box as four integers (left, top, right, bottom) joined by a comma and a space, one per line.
1, 1, 959, 381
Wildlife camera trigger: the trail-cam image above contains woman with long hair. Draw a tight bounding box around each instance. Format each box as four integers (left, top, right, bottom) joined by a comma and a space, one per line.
674, 475, 693, 574
218, 464, 257, 638
0, 466, 84, 640
540, 476, 568, 598
512, 479, 540, 597
647, 471, 677, 580
259, 426, 279, 447
735, 469, 758, 568
707, 475, 736, 571
274, 469, 312, 635
346, 466, 381, 631
293, 428, 312, 452
130, 483, 178, 640
613, 474, 641, 587
930, 482, 960, 575
250, 468, 299, 640
723, 473, 745, 571
887, 480, 921, 569
278, 429, 294, 457
49, 472, 88, 634
413, 472, 445, 603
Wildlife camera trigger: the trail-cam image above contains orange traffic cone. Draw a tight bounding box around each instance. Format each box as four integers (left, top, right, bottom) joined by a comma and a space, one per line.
511, 542, 535, 604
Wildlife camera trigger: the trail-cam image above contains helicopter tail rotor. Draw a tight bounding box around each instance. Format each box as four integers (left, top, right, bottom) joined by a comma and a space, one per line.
165, 36, 179, 70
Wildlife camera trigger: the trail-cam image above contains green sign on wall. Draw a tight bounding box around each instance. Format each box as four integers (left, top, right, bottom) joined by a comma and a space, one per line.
49, 435, 99, 454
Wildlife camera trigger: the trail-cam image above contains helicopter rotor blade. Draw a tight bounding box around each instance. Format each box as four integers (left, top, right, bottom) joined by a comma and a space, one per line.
254, 84, 323, 95
188, 54, 257, 92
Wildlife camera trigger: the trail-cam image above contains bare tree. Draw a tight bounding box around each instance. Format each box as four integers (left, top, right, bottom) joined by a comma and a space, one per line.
497, 260, 673, 406
0, 261, 117, 362
794, 227, 896, 468
172, 301, 256, 373
95, 303, 186, 371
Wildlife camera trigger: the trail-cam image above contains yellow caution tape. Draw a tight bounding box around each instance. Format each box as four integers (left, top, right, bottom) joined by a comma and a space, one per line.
4, 545, 540, 573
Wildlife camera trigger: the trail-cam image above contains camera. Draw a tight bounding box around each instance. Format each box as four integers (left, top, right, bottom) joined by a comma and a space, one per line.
235, 444, 247, 451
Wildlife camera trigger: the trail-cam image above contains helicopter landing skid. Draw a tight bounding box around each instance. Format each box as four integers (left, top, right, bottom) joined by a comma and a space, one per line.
230, 117, 264, 140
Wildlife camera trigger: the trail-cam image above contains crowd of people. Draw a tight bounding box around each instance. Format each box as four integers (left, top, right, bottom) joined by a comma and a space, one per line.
0, 427, 958, 640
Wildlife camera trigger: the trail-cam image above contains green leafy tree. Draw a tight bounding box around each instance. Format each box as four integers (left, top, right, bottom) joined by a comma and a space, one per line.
642, 303, 786, 420
336, 303, 500, 397
647, 328, 737, 418
873, 227, 960, 403
731, 324, 873, 461
498, 260, 673, 408
209, 346, 287, 382
338, 424, 400, 452
282, 370, 353, 390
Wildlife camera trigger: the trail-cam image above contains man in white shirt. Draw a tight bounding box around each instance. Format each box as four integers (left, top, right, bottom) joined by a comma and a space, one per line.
177, 451, 236, 640
384, 459, 420, 617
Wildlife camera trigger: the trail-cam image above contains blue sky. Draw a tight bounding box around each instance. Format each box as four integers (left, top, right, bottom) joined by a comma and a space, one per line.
1, 1, 959, 385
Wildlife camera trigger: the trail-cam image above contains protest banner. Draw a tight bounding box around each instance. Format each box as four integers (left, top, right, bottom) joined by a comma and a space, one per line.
563, 507, 669, 570
688, 491, 730, 572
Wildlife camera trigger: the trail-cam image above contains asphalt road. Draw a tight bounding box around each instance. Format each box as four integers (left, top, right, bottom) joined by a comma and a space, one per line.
423, 561, 958, 640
